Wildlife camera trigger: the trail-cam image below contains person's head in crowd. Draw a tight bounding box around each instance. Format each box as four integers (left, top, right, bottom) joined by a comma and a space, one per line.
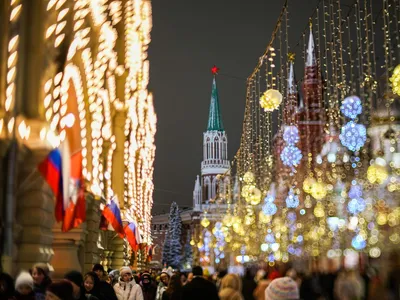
220, 274, 242, 292
92, 264, 105, 279
83, 272, 99, 294
180, 273, 187, 285
265, 277, 299, 300
0, 272, 15, 297
187, 272, 193, 282
141, 272, 152, 286
64, 270, 83, 299
192, 266, 203, 277
119, 267, 133, 283
46, 280, 74, 300
32, 263, 51, 287
15, 271, 34, 296
159, 272, 169, 286
165, 274, 182, 296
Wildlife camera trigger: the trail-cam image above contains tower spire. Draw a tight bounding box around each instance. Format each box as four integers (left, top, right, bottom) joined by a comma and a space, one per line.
207, 66, 224, 131
306, 25, 317, 67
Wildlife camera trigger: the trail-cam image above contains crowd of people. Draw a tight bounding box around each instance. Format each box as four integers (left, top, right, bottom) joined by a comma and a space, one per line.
0, 256, 399, 300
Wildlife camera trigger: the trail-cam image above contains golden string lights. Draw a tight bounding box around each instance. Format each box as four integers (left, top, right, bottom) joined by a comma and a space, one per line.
196, 0, 400, 267
0, 0, 156, 258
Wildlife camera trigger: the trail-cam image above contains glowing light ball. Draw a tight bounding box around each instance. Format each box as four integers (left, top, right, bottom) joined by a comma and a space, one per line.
249, 187, 262, 205
241, 184, 255, 198
340, 121, 367, 152
280, 145, 303, 167
348, 184, 363, 199
351, 234, 366, 250
283, 126, 300, 145
367, 164, 388, 184
260, 89, 283, 112
243, 171, 255, 184
285, 189, 299, 208
340, 96, 362, 119
390, 64, 400, 96
223, 214, 233, 227
347, 198, 366, 214
262, 202, 277, 216
303, 177, 316, 194
201, 217, 210, 228
310, 182, 327, 200
313, 203, 325, 218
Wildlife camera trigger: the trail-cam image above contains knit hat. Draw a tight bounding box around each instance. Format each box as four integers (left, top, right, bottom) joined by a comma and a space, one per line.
33, 263, 50, 277
47, 280, 73, 299
265, 277, 299, 300
15, 271, 34, 290
92, 264, 104, 273
119, 266, 132, 276
64, 270, 84, 287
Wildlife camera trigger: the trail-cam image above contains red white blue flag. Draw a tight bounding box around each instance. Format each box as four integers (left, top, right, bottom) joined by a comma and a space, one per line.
101, 197, 124, 238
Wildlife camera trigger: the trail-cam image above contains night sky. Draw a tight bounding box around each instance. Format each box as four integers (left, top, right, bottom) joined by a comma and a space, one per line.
148, 0, 322, 214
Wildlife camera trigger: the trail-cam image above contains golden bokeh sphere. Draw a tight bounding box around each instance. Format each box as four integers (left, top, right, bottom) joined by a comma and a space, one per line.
311, 182, 327, 200
390, 64, 400, 96
201, 217, 210, 228
303, 177, 316, 194
367, 164, 388, 184
243, 171, 255, 183
260, 89, 283, 111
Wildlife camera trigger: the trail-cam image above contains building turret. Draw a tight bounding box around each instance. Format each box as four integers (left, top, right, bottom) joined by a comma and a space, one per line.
200, 67, 230, 202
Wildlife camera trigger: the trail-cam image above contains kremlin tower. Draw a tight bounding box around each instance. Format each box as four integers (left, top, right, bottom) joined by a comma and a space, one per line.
297, 25, 326, 164
193, 67, 230, 211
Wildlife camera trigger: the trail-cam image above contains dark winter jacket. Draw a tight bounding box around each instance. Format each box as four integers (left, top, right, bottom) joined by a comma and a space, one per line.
181, 277, 219, 300
33, 277, 52, 300
14, 292, 35, 300
0, 273, 16, 300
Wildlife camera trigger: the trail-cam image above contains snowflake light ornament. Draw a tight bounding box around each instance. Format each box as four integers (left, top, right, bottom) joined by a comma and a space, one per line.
340, 121, 367, 152
283, 126, 300, 145
340, 96, 362, 119
285, 189, 299, 208
280, 145, 303, 167
262, 202, 277, 216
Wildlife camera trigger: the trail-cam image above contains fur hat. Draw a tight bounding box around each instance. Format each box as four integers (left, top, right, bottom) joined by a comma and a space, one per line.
47, 280, 73, 299
15, 271, 33, 290
33, 263, 50, 277
64, 270, 84, 287
119, 266, 132, 277
265, 277, 299, 300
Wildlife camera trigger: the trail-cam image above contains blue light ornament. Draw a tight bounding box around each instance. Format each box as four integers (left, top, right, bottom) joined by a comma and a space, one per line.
283, 126, 300, 145
341, 96, 362, 119
281, 145, 303, 167
352, 234, 367, 250
340, 121, 367, 152
347, 198, 366, 214
286, 189, 299, 208
262, 202, 277, 216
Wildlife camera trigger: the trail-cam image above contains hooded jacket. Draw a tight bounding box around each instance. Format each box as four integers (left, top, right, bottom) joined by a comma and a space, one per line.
114, 278, 143, 300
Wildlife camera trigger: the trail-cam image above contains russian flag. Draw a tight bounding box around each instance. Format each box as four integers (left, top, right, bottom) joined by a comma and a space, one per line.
101, 197, 124, 238
147, 245, 153, 262
124, 222, 142, 251
38, 148, 64, 222
38, 141, 86, 232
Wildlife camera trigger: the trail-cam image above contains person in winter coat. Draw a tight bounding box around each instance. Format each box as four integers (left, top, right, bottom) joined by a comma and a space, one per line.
113, 267, 143, 300
140, 273, 156, 300
219, 274, 243, 300
14, 271, 35, 300
0, 272, 15, 300
92, 265, 118, 300
45, 280, 74, 300
155, 272, 169, 300
265, 277, 299, 300
82, 272, 102, 300
32, 263, 52, 300
181, 266, 219, 300
64, 271, 85, 300
161, 274, 182, 300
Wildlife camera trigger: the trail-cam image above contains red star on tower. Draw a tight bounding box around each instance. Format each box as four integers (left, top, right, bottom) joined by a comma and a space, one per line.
211, 65, 219, 75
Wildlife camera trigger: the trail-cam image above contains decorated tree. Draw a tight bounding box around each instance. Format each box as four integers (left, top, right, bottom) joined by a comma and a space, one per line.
169, 202, 182, 269
162, 202, 182, 268
182, 232, 193, 270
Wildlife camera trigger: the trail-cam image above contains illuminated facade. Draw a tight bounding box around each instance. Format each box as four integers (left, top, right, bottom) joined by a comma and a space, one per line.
0, 0, 155, 276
